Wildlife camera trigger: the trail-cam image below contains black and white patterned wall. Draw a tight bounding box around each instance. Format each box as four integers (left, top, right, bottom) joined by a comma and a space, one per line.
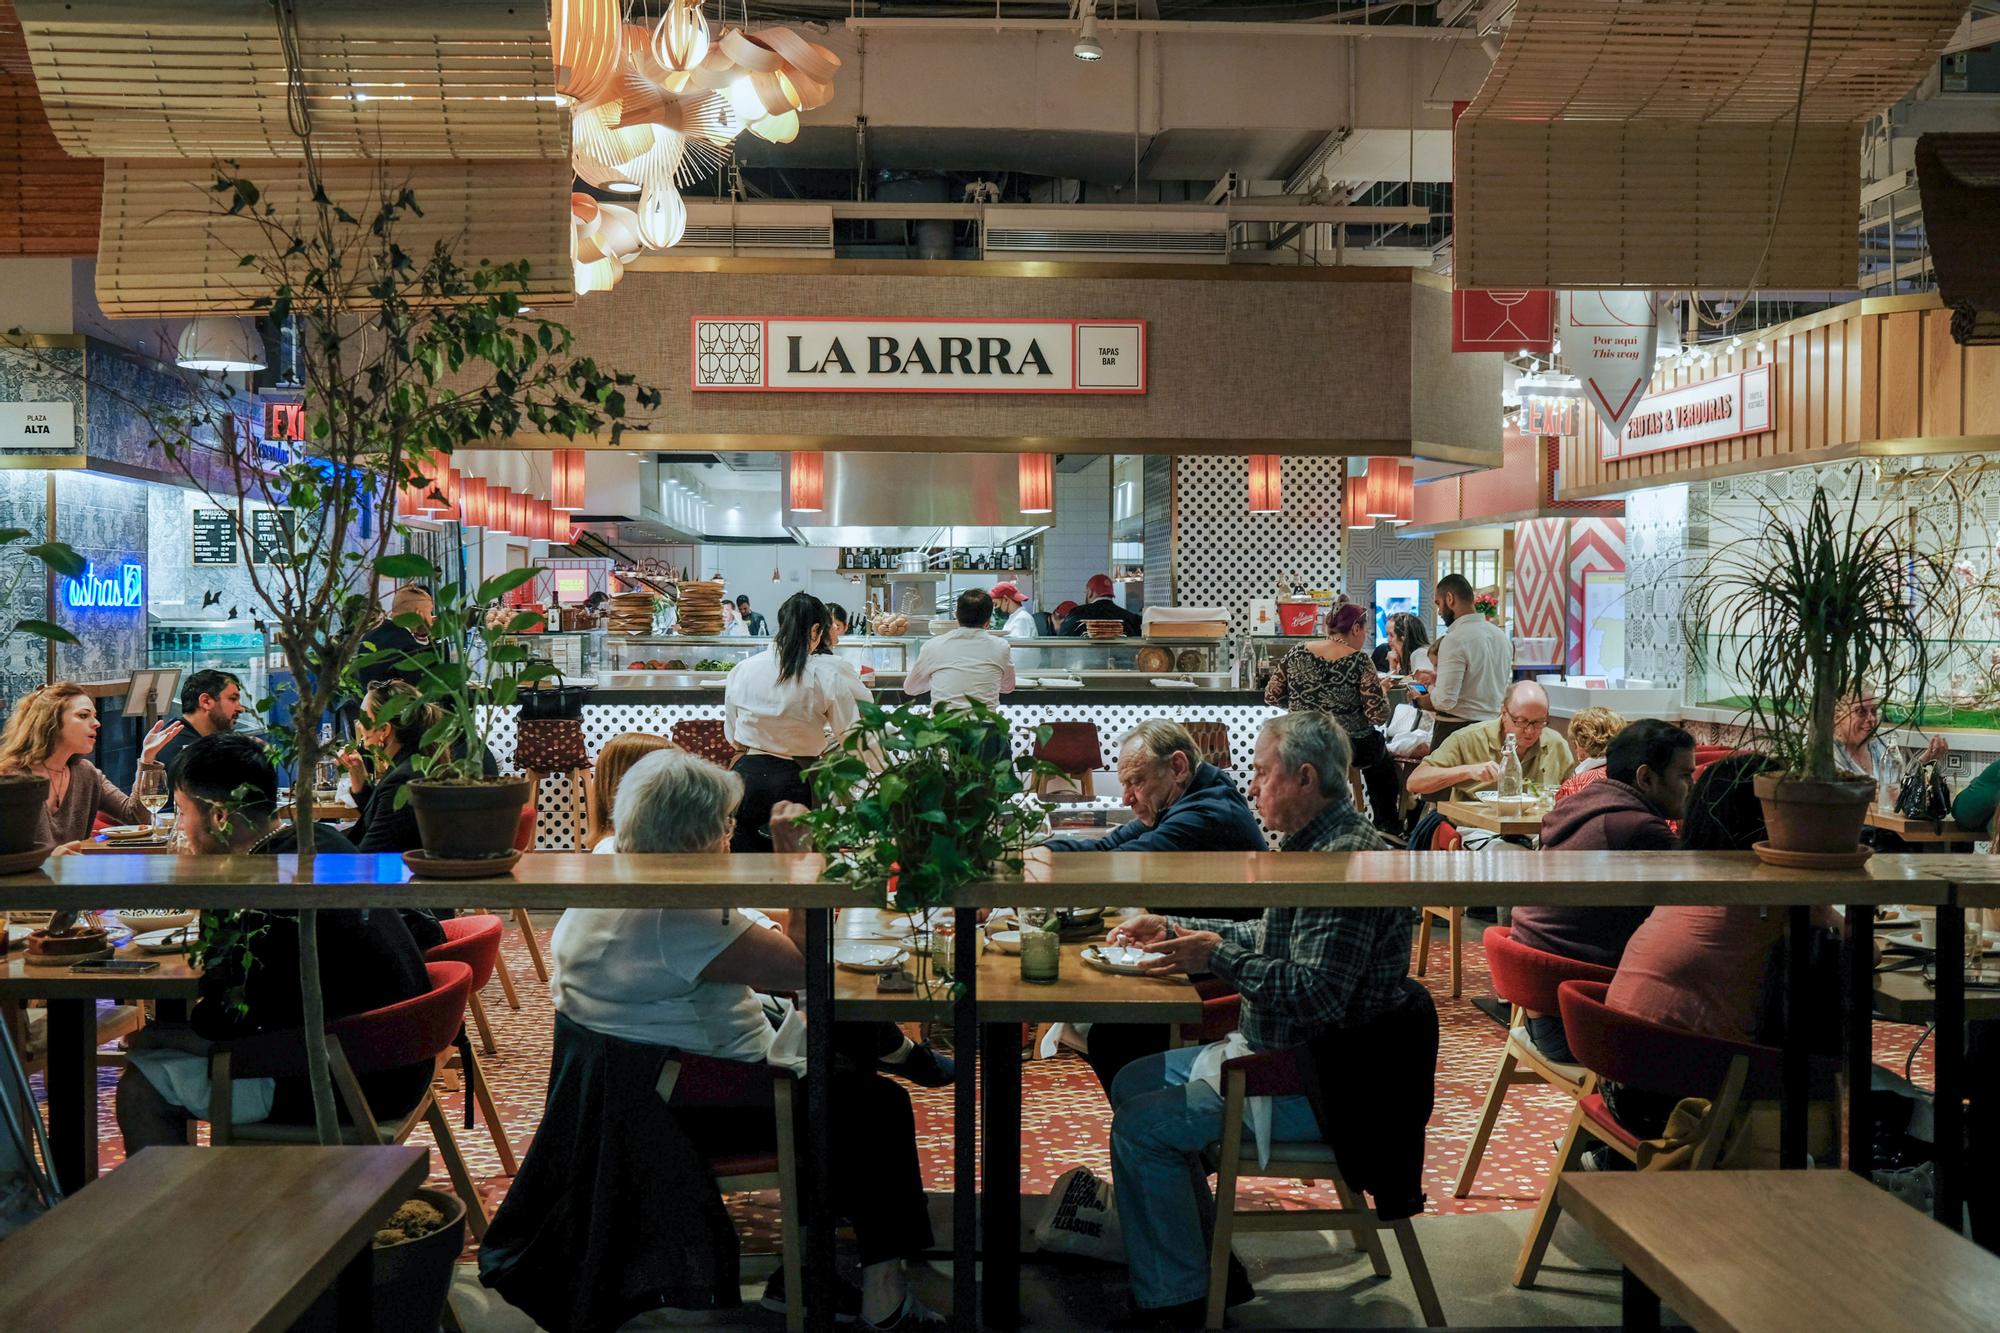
1171, 456, 1344, 633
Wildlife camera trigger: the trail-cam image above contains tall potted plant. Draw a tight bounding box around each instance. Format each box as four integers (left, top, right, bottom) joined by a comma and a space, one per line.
1685, 474, 1960, 865
0, 529, 83, 859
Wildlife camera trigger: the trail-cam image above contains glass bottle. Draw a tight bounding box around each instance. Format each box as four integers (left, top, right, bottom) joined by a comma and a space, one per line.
1878, 748, 1902, 814
1496, 734, 1524, 805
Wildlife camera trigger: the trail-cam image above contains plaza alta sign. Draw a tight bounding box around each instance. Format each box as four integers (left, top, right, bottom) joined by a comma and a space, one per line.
692, 317, 1146, 394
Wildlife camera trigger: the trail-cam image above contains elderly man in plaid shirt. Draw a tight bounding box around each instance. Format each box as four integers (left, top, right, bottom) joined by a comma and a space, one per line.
1102, 711, 1413, 1327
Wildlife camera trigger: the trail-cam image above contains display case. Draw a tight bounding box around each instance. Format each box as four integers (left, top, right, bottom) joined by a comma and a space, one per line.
496, 629, 602, 679
1002, 636, 1234, 688
148, 618, 273, 705
1693, 633, 2000, 732
604, 634, 914, 684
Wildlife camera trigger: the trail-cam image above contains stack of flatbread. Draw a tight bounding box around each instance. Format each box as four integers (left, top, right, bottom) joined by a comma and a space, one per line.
675, 580, 726, 635
610, 592, 656, 634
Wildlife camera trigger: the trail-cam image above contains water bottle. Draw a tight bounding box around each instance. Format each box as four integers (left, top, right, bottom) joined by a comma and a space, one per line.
1878, 748, 1902, 814
1497, 733, 1524, 806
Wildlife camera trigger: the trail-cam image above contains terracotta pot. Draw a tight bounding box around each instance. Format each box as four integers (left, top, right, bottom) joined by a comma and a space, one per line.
0, 773, 50, 855
1753, 772, 1875, 862
370, 1186, 468, 1333
406, 776, 534, 861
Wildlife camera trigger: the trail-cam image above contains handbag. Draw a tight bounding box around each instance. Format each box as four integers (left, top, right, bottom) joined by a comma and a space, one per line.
518, 674, 591, 721
1894, 760, 1952, 827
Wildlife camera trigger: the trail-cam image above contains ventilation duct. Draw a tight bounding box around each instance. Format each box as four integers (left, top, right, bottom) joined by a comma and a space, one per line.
675, 203, 835, 258
981, 206, 1228, 264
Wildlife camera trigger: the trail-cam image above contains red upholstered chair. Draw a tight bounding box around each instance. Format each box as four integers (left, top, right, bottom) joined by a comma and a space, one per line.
1413, 821, 1465, 996
1202, 1047, 1444, 1329
206, 961, 491, 1240
425, 915, 518, 1175
1512, 979, 1825, 1288
662, 1052, 804, 1332
490, 807, 552, 994
1033, 721, 1103, 802
1452, 927, 1616, 1197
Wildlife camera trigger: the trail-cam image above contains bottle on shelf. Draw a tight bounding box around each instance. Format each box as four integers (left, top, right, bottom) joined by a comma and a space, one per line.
1496, 734, 1524, 806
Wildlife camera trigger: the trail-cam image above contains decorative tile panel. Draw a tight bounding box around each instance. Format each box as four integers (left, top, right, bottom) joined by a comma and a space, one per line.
1173, 456, 1343, 634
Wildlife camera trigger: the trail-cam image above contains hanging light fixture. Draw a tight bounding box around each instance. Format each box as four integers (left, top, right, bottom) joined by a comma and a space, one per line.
551, 449, 589, 511
395, 476, 428, 520
431, 465, 462, 523
509, 489, 532, 538
549, 507, 574, 546
787, 451, 824, 512
412, 458, 447, 514
1387, 462, 1415, 525
459, 474, 488, 528
1247, 455, 1283, 512
528, 497, 554, 542
486, 485, 515, 534
175, 316, 266, 372
1018, 454, 1054, 514
1074, 0, 1104, 61
1344, 468, 1372, 529
1364, 459, 1401, 518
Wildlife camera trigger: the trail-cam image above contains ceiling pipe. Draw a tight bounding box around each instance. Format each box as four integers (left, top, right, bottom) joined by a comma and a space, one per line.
844, 17, 1481, 40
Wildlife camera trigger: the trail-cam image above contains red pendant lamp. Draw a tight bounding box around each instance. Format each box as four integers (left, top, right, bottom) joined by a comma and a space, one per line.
486, 484, 514, 534
509, 489, 531, 538
1344, 466, 1371, 528
1387, 462, 1414, 525
415, 457, 448, 514
548, 506, 573, 546
533, 496, 556, 542
1018, 454, 1053, 514
436, 466, 462, 523
395, 474, 427, 520
788, 452, 825, 513
551, 449, 588, 511
459, 474, 488, 528
1247, 455, 1282, 512
1363, 459, 1400, 518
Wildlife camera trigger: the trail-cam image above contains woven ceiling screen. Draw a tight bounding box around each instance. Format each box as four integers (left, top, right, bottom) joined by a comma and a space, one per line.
13, 0, 571, 311
0, 0, 101, 256
1454, 0, 1964, 290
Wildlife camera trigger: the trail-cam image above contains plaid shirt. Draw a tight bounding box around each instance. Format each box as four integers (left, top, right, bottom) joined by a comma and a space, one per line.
1169, 801, 1413, 1052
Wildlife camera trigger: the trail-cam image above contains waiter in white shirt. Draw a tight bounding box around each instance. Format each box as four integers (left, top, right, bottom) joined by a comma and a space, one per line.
990, 582, 1037, 639
1417, 572, 1512, 747
722, 591, 869, 852
904, 588, 1017, 709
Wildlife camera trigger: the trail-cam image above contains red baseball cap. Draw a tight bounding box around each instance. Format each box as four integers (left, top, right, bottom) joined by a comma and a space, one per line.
1053, 600, 1078, 619
1085, 574, 1114, 599
989, 582, 1024, 602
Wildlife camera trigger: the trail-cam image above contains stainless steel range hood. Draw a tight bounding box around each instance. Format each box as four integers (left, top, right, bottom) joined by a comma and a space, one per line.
781, 453, 1053, 549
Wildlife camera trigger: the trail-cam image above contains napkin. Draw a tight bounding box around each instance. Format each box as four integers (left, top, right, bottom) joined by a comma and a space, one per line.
1187, 1033, 1271, 1167
127, 1048, 275, 1124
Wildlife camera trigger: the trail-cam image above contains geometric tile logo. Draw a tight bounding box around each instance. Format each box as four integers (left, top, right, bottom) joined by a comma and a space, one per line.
694, 320, 763, 387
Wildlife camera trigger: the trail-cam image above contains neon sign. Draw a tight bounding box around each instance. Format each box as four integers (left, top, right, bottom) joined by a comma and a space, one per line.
63, 562, 144, 611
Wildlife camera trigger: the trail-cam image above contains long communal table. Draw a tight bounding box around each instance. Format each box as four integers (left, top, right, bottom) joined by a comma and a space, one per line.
0, 848, 1973, 1330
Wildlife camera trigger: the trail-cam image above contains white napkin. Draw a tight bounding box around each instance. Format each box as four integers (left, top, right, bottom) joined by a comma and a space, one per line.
127, 1047, 275, 1124
766, 997, 809, 1076
1187, 1033, 1272, 1168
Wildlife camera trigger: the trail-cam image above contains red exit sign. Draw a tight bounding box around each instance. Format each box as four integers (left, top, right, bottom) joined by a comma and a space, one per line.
263, 400, 306, 441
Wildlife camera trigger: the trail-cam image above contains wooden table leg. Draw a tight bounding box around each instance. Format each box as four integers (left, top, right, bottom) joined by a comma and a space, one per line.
980, 1017, 1023, 1328
45, 998, 98, 1193
804, 908, 835, 1333
1620, 1267, 1661, 1331
332, 1232, 374, 1327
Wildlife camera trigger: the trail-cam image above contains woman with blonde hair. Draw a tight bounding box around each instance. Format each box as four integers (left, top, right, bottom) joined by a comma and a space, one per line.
0, 683, 182, 849
587, 731, 676, 849
1553, 705, 1627, 804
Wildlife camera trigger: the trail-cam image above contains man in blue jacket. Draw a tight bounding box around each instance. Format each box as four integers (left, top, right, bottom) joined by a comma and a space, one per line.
1044, 719, 1268, 1089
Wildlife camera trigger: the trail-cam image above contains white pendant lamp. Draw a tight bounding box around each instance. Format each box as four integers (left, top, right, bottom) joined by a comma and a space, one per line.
175, 316, 266, 372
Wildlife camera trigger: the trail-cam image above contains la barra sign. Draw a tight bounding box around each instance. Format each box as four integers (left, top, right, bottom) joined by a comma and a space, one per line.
1600, 364, 1772, 461
691, 317, 1147, 394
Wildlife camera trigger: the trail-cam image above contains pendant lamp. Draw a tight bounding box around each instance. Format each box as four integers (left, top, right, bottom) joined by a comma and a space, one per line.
788, 452, 824, 513
1018, 454, 1054, 514
434, 466, 461, 522
1344, 469, 1371, 529
1247, 455, 1282, 512
551, 449, 588, 511
395, 477, 427, 520
175, 316, 266, 372
1364, 459, 1399, 518
509, 489, 532, 538
1387, 462, 1415, 525
459, 474, 487, 528
486, 485, 514, 534
531, 497, 555, 542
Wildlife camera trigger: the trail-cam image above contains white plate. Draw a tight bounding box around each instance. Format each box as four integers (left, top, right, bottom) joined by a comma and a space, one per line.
132, 926, 193, 954
1873, 911, 1921, 930
1081, 944, 1166, 976
834, 943, 909, 973
112, 909, 196, 930
986, 929, 1022, 954
1014, 677, 1039, 688
1150, 677, 1199, 690
97, 825, 163, 840
1039, 677, 1085, 689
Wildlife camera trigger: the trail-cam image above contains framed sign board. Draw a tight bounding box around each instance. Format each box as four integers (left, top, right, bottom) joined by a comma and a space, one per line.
192, 509, 238, 565
250, 508, 296, 564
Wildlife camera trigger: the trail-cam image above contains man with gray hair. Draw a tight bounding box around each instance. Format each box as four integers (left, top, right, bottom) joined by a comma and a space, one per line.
1042, 718, 1265, 855
1102, 712, 1419, 1324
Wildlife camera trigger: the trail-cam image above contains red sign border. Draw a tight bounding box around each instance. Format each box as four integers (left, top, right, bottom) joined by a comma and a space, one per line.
688, 316, 1149, 395
1599, 364, 1773, 461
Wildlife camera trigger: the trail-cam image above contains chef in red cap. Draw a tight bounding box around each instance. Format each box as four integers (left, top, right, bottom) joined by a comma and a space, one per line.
989, 582, 1037, 639
1058, 573, 1143, 637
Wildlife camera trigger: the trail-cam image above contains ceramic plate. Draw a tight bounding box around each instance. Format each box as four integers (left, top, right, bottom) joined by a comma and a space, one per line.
132, 926, 194, 954
1081, 944, 1166, 976
834, 943, 909, 973
1883, 929, 2000, 954
1873, 911, 1921, 930
1039, 678, 1085, 689
1014, 677, 1039, 688
97, 825, 165, 842
1150, 678, 1199, 690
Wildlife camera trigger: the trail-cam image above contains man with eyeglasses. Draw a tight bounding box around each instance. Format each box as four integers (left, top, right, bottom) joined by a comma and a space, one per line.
1406, 681, 1574, 846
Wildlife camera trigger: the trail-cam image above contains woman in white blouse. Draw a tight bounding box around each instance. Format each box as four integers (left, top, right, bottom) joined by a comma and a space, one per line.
722, 591, 869, 854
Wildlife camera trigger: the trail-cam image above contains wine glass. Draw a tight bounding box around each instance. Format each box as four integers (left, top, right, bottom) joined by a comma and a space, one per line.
133, 767, 167, 829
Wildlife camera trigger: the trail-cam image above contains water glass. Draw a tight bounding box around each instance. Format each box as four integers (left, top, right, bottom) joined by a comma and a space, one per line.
1020, 908, 1061, 985
929, 925, 957, 980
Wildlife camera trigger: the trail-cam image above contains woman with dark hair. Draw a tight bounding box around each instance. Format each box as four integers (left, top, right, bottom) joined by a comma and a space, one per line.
824, 601, 850, 645
342, 680, 450, 856
722, 591, 868, 853
1263, 602, 1401, 834
1387, 611, 1432, 676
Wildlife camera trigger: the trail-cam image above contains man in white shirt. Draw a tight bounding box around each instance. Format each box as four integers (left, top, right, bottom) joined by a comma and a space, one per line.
1419, 572, 1512, 745
990, 582, 1037, 639
903, 588, 1016, 709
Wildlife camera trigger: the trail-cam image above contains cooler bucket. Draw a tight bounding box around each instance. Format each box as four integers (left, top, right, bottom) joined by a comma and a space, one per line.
1277, 602, 1321, 636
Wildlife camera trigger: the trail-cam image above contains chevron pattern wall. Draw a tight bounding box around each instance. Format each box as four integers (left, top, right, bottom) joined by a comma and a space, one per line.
1512, 518, 1568, 644
1565, 517, 1627, 674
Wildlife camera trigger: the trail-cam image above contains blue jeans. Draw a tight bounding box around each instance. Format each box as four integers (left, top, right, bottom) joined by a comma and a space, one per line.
1109, 1045, 1321, 1309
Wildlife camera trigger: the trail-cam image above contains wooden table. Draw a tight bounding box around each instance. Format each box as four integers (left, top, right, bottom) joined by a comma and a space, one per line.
1866, 808, 1981, 846
1558, 1170, 2000, 1331
1438, 796, 1548, 838
0, 942, 200, 1192
1873, 963, 2000, 1023
0, 1144, 428, 1332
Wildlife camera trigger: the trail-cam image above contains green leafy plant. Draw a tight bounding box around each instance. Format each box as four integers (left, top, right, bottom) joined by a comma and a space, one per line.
1685, 472, 1962, 783
187, 907, 273, 1023
797, 701, 1062, 913
356, 561, 558, 793
0, 528, 84, 658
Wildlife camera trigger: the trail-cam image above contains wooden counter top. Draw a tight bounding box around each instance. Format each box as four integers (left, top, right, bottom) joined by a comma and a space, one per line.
0, 849, 1953, 911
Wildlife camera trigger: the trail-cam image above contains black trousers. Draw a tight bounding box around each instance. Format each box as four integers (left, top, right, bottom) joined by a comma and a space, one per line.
673, 1067, 935, 1266
1350, 728, 1405, 835
731, 754, 812, 854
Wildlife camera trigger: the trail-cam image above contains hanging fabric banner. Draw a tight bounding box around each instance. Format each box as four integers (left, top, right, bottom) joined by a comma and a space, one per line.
1562, 291, 1659, 438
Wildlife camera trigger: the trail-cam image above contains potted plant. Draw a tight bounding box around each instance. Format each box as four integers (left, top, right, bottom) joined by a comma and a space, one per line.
0, 529, 83, 860
370, 1187, 469, 1333
1685, 473, 1959, 865
360, 563, 557, 865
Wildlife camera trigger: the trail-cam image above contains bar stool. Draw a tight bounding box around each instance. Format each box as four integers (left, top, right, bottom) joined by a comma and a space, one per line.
1033, 721, 1103, 801
673, 719, 738, 770
1413, 821, 1464, 998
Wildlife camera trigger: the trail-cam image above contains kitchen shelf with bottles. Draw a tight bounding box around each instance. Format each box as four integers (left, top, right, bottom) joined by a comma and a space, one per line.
836, 543, 1037, 575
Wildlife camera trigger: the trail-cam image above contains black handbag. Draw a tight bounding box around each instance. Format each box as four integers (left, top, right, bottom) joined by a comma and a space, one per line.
518, 675, 591, 721
1894, 760, 1952, 827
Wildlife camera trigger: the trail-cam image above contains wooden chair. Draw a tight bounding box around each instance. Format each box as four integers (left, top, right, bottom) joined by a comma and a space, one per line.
423, 915, 518, 1175
1512, 979, 1829, 1289
1412, 821, 1464, 998
505, 804, 551, 988
1452, 927, 1613, 1197
1184, 721, 1232, 770
207, 961, 492, 1242
1204, 1051, 1446, 1329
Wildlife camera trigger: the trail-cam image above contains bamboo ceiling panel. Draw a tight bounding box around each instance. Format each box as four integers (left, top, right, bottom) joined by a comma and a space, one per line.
1455, 0, 1964, 290
15, 0, 564, 161
94, 158, 576, 317
0, 0, 100, 255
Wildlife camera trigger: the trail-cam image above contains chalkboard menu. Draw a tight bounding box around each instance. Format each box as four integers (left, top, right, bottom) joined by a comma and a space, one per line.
191, 509, 238, 565
250, 508, 296, 564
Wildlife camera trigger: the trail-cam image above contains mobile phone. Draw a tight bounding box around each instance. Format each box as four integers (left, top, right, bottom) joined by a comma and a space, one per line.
69, 959, 161, 973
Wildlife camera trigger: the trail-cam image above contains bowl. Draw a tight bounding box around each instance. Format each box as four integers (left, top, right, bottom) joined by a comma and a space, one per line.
986, 928, 1022, 954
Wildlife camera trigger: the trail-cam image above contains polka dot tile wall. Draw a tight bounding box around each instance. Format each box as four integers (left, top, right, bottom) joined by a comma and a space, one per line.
1172, 456, 1344, 634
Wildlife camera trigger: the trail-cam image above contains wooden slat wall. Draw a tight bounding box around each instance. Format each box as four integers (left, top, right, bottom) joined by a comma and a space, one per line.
0, 0, 100, 256
1557, 294, 2000, 499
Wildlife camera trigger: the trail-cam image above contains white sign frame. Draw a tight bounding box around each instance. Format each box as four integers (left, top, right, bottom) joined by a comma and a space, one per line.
1600, 364, 1773, 461
690, 316, 1148, 394
0, 401, 76, 454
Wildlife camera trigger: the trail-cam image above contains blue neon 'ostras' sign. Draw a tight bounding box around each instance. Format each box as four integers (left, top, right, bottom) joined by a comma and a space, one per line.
63, 561, 144, 610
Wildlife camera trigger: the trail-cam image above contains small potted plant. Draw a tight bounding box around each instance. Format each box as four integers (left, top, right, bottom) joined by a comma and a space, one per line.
359, 561, 554, 869
370, 1187, 469, 1333
1473, 591, 1501, 622
1686, 473, 1959, 865
0, 530, 84, 863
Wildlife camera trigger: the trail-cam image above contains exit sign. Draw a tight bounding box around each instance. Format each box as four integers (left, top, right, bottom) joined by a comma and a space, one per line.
263, 400, 306, 441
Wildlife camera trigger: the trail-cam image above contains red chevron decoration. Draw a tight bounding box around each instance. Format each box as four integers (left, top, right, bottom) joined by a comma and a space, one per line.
1512, 518, 1568, 645
1565, 517, 1626, 674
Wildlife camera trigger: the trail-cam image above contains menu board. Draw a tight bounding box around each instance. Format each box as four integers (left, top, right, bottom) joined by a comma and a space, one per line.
250, 508, 296, 564
191, 509, 238, 565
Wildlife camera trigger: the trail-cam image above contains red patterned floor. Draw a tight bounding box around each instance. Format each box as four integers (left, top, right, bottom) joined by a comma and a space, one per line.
45, 918, 1939, 1253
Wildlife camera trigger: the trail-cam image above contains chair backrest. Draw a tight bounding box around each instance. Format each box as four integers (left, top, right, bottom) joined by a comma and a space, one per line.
512, 802, 539, 852
1183, 721, 1232, 770
672, 719, 736, 769
1428, 819, 1462, 852
329, 961, 475, 1074
1482, 926, 1616, 1015
1034, 721, 1103, 775
1558, 979, 1781, 1100
425, 914, 505, 991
